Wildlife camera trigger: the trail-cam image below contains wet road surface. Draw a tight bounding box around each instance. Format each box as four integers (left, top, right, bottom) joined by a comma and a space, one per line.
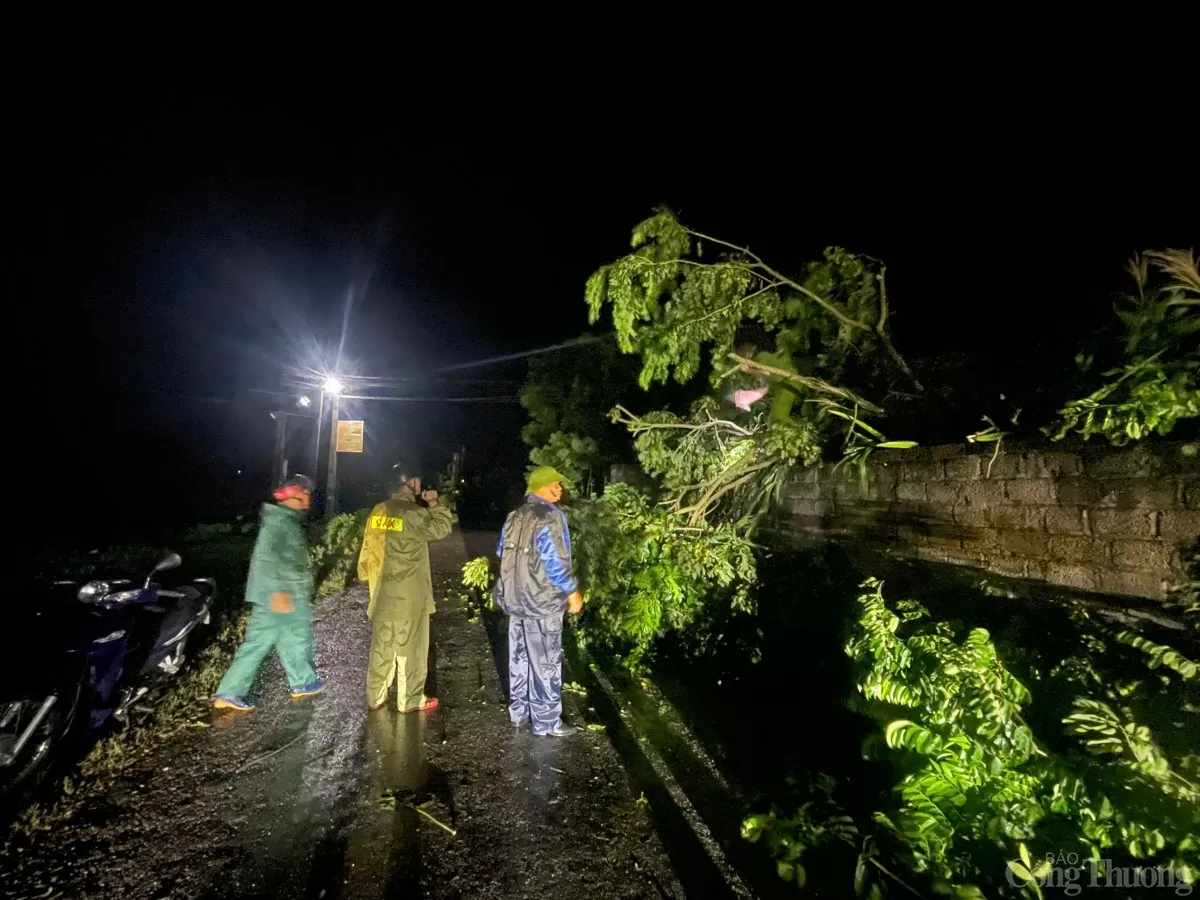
2, 531, 687, 899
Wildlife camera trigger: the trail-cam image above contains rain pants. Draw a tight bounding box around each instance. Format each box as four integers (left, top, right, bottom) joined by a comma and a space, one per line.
357, 492, 454, 710
494, 495, 577, 734
217, 502, 317, 696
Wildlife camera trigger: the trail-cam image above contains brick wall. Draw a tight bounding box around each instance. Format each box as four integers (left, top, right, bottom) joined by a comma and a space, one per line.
785, 442, 1198, 601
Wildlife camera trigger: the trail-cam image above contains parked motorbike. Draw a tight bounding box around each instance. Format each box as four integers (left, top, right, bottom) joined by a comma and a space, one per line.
0, 552, 216, 796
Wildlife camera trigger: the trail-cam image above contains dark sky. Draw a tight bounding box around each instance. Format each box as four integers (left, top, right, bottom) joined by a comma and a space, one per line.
11, 42, 1194, 536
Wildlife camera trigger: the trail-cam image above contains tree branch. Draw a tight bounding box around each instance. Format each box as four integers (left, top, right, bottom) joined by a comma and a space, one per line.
873, 266, 923, 390
875, 266, 889, 333
684, 229, 922, 390
612, 405, 755, 437
728, 354, 883, 413
684, 282, 784, 330
685, 227, 874, 333
628, 238, 923, 390
673, 455, 774, 521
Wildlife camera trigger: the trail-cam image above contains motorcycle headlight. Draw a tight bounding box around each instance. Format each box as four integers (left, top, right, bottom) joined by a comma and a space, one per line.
77, 580, 110, 603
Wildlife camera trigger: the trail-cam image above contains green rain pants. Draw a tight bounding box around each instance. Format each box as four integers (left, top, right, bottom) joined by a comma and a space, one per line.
367, 615, 431, 711
217, 604, 318, 696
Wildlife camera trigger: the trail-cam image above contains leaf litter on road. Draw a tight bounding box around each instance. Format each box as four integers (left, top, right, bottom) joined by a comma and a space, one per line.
233, 732, 305, 774
378, 790, 458, 836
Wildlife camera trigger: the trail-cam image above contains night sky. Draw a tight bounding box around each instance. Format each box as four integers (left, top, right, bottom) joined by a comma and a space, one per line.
12, 43, 1194, 540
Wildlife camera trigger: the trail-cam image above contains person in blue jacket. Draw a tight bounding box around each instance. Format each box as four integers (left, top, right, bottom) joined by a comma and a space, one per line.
493, 466, 583, 736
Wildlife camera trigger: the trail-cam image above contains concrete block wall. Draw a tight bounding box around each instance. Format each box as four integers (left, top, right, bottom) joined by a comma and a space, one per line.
785, 442, 1198, 600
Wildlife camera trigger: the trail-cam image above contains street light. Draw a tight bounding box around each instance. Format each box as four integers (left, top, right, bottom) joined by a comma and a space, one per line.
321, 375, 346, 517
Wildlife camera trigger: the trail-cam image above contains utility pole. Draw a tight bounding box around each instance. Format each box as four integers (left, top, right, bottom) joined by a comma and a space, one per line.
272, 411, 288, 486
325, 392, 341, 518
311, 391, 326, 475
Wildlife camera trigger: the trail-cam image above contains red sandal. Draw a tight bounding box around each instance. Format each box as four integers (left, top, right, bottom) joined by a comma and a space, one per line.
402, 697, 440, 714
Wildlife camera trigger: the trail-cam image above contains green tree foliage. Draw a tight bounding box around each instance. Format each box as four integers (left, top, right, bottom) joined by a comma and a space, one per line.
461, 556, 492, 592
309, 508, 371, 597
747, 579, 1200, 896
520, 338, 632, 447
459, 555, 497, 622
1049, 249, 1200, 445
519, 336, 643, 492
569, 483, 757, 669
566, 214, 1200, 894
584, 210, 916, 529
528, 432, 600, 494
741, 774, 859, 890
610, 397, 821, 529
584, 209, 917, 392
564, 211, 920, 666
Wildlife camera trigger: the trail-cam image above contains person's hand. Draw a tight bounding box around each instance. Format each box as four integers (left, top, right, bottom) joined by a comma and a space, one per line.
567, 591, 584, 615
269, 592, 294, 613
422, 490, 439, 507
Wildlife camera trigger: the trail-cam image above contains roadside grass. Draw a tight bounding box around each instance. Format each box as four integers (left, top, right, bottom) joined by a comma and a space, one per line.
5, 516, 368, 845
311, 508, 370, 597
7, 534, 253, 841
11, 610, 249, 838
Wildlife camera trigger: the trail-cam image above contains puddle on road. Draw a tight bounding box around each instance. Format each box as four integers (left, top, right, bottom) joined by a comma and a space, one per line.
363, 711, 450, 899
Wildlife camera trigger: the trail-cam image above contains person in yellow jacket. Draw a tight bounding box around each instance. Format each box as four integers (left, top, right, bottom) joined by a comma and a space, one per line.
358, 467, 454, 712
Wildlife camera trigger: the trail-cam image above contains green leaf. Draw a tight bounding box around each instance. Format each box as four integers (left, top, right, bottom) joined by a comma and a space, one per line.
1007, 860, 1034, 885
855, 854, 869, 894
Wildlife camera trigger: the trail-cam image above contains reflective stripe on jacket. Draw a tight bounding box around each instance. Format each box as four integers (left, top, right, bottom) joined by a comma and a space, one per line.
493, 495, 577, 618
245, 502, 314, 608
358, 493, 454, 620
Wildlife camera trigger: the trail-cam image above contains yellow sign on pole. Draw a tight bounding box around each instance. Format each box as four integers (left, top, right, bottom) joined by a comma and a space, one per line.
336, 420, 364, 453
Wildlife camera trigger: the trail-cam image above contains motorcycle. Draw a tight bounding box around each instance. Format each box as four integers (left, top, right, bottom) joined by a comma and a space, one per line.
0, 552, 216, 796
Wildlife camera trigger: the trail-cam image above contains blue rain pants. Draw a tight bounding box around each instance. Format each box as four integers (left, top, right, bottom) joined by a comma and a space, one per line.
508, 614, 563, 734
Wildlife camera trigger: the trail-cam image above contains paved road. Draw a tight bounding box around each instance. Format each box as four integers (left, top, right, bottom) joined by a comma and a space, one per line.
3, 531, 685, 899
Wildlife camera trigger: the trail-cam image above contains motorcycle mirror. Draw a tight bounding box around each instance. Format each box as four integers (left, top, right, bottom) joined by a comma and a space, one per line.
145, 552, 182, 588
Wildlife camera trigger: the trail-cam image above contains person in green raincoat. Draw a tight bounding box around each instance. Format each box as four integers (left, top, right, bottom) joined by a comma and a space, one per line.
213, 475, 324, 711
358, 467, 454, 712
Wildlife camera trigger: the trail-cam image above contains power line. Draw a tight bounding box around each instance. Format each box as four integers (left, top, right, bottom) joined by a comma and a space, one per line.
278, 334, 614, 389
339, 394, 521, 403
422, 333, 612, 375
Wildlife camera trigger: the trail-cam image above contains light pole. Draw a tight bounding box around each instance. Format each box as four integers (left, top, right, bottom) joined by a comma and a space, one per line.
311, 392, 326, 475
271, 411, 288, 486
322, 376, 344, 518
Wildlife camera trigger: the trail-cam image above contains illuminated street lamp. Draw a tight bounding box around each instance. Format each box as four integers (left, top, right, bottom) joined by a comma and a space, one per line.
317, 374, 346, 517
